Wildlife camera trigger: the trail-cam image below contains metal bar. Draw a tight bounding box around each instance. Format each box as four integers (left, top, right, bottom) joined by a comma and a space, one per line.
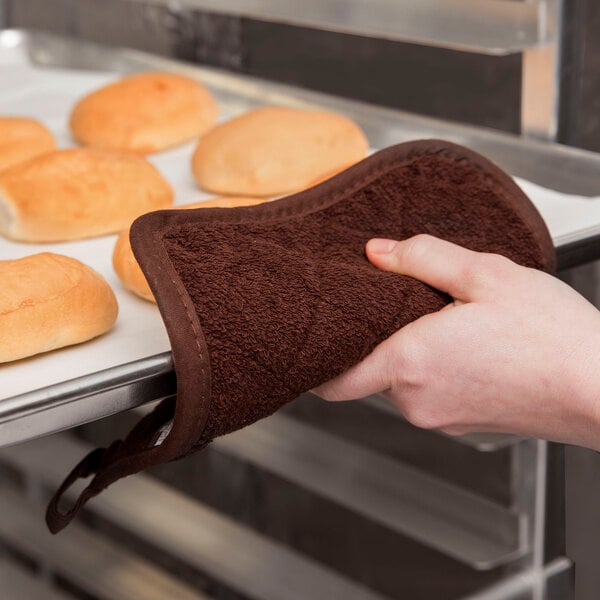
532, 440, 549, 600
521, 0, 564, 139
462, 557, 573, 600
0, 486, 209, 600
0, 352, 175, 448
129, 0, 542, 55
507, 439, 553, 600
0, 435, 390, 600
556, 234, 600, 272
212, 412, 526, 570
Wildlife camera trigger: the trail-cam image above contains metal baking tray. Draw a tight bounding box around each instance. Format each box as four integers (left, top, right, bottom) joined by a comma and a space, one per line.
1, 29, 600, 449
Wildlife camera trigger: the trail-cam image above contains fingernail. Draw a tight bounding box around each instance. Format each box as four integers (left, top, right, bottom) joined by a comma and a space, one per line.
368, 239, 397, 254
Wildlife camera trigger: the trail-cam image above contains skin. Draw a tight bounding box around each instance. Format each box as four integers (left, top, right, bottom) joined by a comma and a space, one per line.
314, 234, 600, 450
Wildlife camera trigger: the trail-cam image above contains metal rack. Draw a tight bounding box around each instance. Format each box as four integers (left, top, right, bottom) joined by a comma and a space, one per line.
130, 0, 546, 55
128, 0, 564, 141
0, 10, 590, 598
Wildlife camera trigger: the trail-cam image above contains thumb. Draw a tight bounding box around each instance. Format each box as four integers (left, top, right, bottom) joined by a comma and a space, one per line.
367, 234, 497, 302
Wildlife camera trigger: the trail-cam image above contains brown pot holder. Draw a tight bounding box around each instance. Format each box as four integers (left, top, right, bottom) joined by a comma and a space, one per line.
46, 139, 555, 533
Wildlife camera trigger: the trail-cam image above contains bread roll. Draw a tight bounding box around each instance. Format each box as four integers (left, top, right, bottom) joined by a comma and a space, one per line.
114, 197, 268, 302
70, 72, 218, 154
0, 117, 55, 171
0, 253, 118, 363
191, 107, 369, 197
304, 160, 360, 189
0, 148, 174, 242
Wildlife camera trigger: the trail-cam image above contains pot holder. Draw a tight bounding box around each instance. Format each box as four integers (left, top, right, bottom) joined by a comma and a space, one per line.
46, 139, 555, 532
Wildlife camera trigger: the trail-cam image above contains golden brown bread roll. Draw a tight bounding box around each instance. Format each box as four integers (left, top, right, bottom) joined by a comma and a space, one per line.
191, 107, 369, 197
70, 72, 219, 154
304, 160, 361, 189
0, 253, 118, 363
0, 117, 56, 171
113, 197, 268, 302
0, 148, 174, 242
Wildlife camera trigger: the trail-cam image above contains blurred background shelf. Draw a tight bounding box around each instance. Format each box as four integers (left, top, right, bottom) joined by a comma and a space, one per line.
125, 0, 546, 55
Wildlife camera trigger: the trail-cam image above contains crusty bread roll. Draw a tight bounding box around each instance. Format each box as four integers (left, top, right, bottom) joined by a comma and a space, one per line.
70, 72, 219, 154
304, 160, 360, 189
0, 117, 55, 171
0, 253, 118, 363
0, 148, 174, 242
191, 107, 369, 197
114, 197, 268, 302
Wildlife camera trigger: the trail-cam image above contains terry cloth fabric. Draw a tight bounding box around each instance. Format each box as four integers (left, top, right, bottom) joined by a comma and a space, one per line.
46, 139, 555, 533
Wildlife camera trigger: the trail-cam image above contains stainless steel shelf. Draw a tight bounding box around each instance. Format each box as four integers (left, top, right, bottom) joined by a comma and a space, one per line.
462, 557, 573, 600
0, 486, 207, 600
0, 435, 390, 600
212, 412, 527, 570
0, 352, 175, 448
132, 0, 544, 55
0, 557, 70, 600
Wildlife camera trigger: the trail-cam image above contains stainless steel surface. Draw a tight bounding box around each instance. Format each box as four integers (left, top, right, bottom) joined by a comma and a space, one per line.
2, 29, 600, 447
0, 486, 208, 600
131, 0, 543, 55
0, 435, 390, 600
211, 411, 526, 569
463, 558, 573, 600
0, 490, 198, 598
521, 0, 564, 140
514, 440, 550, 600
532, 441, 549, 600
469, 440, 575, 600
0, 352, 174, 448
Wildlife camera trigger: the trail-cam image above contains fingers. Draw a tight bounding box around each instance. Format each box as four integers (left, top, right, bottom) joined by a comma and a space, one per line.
312, 337, 394, 401
367, 234, 513, 302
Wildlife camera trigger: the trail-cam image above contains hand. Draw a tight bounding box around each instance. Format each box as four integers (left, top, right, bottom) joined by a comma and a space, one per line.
314, 234, 600, 449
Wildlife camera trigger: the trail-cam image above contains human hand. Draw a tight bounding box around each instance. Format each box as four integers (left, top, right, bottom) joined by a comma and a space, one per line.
314, 234, 600, 449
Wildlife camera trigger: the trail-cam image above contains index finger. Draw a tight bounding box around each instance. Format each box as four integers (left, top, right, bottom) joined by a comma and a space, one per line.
366, 234, 508, 302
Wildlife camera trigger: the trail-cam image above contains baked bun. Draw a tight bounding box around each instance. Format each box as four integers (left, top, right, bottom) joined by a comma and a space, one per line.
70, 72, 218, 154
0, 253, 118, 363
114, 197, 268, 302
191, 107, 369, 196
304, 160, 360, 189
0, 148, 174, 242
0, 117, 55, 171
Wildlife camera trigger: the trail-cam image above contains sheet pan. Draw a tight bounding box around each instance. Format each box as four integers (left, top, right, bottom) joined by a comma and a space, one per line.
1, 29, 599, 448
